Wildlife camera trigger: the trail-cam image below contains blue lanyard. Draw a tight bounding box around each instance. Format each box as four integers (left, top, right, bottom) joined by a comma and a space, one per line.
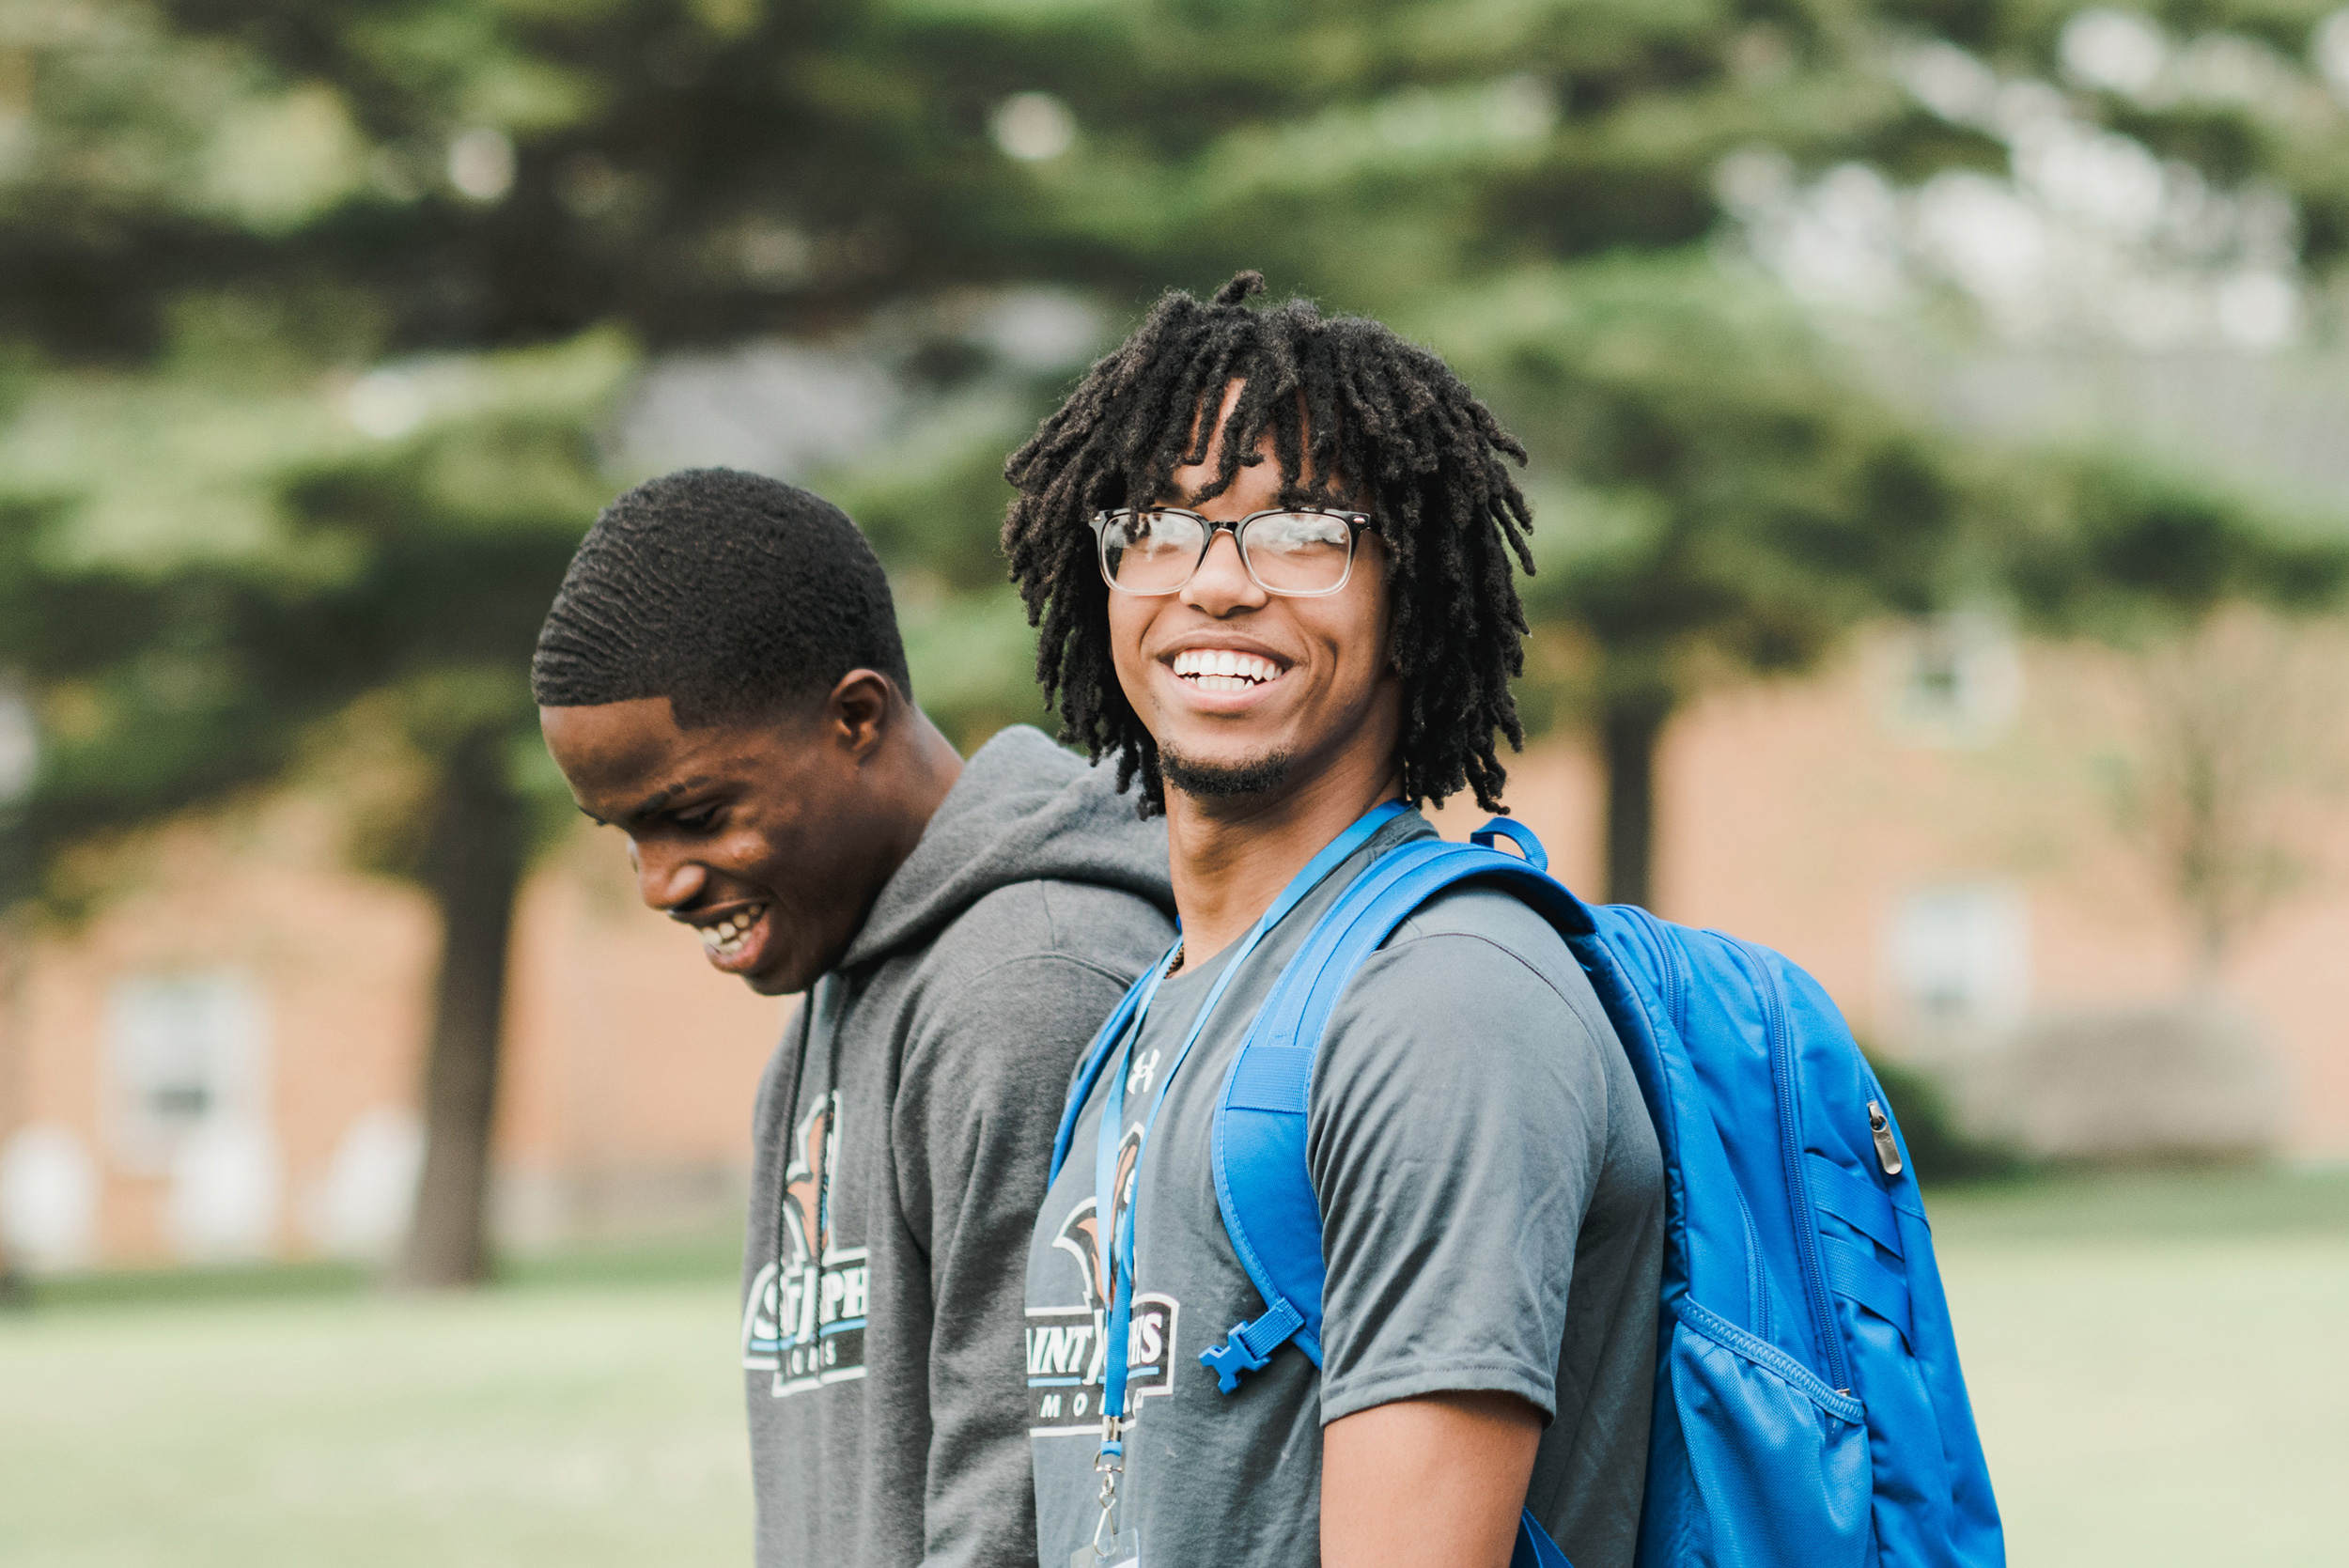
1092, 799, 1407, 1455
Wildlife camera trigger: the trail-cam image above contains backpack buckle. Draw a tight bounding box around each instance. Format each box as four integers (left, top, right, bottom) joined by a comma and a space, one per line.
1198, 1296, 1306, 1394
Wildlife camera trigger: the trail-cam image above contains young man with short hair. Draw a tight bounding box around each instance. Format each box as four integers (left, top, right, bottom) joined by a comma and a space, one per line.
534, 468, 1175, 1568
1005, 277, 1665, 1568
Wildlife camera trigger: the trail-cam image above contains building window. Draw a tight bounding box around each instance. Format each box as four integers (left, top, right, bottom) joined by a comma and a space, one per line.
104, 970, 270, 1174
0, 1124, 99, 1272
1871, 613, 2023, 748
305, 1107, 423, 1262
1886, 883, 2031, 1050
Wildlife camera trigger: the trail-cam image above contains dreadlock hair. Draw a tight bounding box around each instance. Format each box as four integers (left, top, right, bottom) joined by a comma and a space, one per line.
1002, 272, 1535, 815
533, 468, 910, 725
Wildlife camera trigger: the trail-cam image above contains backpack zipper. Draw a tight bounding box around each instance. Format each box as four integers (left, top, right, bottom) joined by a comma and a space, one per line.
1632, 911, 1775, 1338
1735, 1188, 1772, 1341
1733, 940, 1852, 1394
1867, 1101, 1904, 1176
1622, 907, 1691, 1037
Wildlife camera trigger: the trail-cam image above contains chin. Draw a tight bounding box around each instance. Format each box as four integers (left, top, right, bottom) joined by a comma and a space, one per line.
740, 956, 812, 998
1159, 739, 1295, 800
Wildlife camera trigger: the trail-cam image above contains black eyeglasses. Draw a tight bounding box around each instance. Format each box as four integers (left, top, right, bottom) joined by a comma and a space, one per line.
1090, 506, 1374, 598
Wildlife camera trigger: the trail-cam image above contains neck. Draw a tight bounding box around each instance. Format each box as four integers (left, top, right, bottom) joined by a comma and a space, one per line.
864, 704, 967, 891
1161, 751, 1404, 968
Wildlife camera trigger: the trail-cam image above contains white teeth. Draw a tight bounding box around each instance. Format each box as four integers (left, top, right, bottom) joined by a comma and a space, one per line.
699, 906, 765, 959
1172, 649, 1282, 686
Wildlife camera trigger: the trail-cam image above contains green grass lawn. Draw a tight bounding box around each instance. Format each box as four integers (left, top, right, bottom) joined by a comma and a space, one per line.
1929, 1168, 2349, 1568
1, 1239, 754, 1568
3, 1171, 2344, 1567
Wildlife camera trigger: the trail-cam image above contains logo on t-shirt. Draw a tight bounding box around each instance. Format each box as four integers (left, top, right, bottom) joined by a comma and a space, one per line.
1027, 1125, 1180, 1436
741, 1091, 869, 1396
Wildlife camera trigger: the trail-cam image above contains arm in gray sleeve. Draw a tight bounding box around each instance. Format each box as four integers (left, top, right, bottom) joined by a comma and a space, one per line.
1307, 926, 1615, 1425
896, 951, 1141, 1568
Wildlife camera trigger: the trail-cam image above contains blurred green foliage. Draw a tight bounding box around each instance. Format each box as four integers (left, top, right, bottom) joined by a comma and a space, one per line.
5, 0, 2348, 1269
0, 330, 632, 886
5, 0, 2345, 841
1426, 260, 1984, 721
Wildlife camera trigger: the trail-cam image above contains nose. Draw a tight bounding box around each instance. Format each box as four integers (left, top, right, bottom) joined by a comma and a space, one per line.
1178, 525, 1268, 616
631, 837, 706, 912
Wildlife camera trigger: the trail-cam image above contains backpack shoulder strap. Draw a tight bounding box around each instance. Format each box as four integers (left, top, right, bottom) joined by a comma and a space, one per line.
1199, 825, 1595, 1393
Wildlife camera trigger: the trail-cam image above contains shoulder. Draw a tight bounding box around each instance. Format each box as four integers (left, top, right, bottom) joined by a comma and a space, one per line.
1374, 884, 1601, 1023
1392, 880, 1574, 954
930, 882, 1184, 981
912, 878, 1174, 990
894, 881, 1170, 1079
1312, 882, 1619, 1103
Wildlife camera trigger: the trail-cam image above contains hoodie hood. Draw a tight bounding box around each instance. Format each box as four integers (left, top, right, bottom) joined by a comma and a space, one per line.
839, 725, 1171, 971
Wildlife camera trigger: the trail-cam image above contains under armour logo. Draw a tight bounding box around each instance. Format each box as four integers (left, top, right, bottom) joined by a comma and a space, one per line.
1127, 1048, 1163, 1096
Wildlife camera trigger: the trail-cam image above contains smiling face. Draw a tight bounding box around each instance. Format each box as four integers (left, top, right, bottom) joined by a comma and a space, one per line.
539, 691, 894, 996
1107, 381, 1404, 814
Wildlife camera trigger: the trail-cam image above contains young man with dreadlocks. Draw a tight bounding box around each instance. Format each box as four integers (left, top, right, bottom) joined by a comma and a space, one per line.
533, 469, 1176, 1568
1007, 276, 1664, 1568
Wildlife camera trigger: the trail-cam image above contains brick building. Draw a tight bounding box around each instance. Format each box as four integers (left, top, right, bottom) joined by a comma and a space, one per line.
3, 616, 2342, 1272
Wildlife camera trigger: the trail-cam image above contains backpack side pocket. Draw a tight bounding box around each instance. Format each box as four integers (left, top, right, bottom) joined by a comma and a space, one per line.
1668, 1298, 1874, 1568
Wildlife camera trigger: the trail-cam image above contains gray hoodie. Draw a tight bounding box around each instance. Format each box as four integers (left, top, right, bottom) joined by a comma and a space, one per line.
741, 725, 1174, 1568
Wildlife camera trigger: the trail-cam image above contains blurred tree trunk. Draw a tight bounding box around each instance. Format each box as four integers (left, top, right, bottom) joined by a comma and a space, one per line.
397, 727, 530, 1289
2116, 610, 2320, 985
0, 918, 26, 1307
0, 731, 30, 1306
1600, 689, 1672, 910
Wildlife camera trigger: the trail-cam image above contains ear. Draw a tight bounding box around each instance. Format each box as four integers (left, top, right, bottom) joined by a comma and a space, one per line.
824, 669, 899, 761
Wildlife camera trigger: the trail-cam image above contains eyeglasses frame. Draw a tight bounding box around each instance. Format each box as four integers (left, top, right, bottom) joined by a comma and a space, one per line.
1088, 505, 1376, 598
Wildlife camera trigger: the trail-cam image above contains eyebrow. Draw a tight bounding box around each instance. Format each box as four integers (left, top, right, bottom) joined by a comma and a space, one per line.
1155, 472, 1347, 511
614, 775, 716, 831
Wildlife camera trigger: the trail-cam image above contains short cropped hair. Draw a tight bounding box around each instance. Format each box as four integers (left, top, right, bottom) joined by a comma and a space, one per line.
1001, 272, 1535, 813
533, 468, 910, 724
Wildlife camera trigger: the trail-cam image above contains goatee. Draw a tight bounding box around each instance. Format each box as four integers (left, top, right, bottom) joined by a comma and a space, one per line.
1159, 742, 1293, 800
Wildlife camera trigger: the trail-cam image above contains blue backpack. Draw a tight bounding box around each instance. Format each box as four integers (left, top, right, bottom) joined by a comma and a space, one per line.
1066, 816, 2002, 1568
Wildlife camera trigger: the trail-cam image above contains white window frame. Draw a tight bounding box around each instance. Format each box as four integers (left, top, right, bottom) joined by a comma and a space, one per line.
102, 970, 271, 1175
1884, 882, 2032, 1051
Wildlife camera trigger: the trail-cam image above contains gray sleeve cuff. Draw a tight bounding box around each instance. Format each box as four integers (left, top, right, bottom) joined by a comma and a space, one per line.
1319, 1353, 1560, 1427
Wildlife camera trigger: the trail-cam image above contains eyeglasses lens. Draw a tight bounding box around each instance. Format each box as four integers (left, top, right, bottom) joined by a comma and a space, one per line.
1102, 511, 1353, 595
1102, 510, 1206, 594
1242, 511, 1352, 594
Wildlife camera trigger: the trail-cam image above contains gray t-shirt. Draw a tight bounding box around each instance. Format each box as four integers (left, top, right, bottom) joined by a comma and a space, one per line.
1025, 814, 1665, 1568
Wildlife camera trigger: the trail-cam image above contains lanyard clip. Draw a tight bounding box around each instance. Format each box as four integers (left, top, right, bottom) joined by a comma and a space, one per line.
1088, 1416, 1126, 1554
